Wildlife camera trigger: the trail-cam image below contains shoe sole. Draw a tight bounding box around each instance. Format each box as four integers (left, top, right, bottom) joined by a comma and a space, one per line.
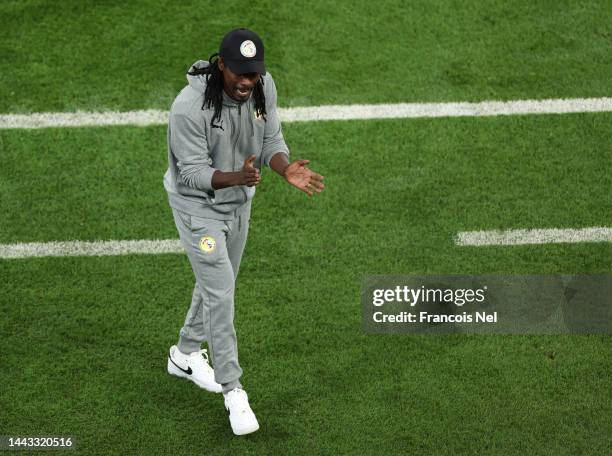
167, 357, 222, 394
229, 416, 260, 436
225, 405, 260, 435
232, 422, 260, 436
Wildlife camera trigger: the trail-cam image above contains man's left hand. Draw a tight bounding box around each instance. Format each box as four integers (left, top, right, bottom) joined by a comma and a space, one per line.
283, 160, 325, 196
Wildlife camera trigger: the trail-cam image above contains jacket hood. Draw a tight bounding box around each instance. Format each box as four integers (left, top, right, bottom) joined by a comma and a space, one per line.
186, 60, 243, 107
186, 60, 209, 92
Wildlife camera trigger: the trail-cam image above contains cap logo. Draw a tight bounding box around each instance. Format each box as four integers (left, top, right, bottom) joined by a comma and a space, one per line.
240, 40, 257, 58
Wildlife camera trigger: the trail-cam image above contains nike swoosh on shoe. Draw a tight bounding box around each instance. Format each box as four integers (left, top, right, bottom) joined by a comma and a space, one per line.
169, 356, 193, 375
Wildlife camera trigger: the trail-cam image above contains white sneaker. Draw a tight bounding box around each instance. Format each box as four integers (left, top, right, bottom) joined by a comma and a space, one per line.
224, 388, 260, 435
167, 345, 222, 393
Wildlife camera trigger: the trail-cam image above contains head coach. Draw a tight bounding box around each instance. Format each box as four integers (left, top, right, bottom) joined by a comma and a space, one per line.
163, 28, 325, 435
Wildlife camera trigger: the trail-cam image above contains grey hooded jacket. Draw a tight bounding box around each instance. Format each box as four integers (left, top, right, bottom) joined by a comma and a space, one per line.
163, 60, 290, 220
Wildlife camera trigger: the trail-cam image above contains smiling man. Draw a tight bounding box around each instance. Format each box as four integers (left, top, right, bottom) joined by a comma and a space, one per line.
163, 28, 325, 435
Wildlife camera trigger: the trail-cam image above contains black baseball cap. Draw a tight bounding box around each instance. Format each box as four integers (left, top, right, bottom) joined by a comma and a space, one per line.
219, 28, 266, 75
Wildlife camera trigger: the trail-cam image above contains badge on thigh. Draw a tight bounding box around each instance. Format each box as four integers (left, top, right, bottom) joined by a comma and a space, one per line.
199, 235, 216, 253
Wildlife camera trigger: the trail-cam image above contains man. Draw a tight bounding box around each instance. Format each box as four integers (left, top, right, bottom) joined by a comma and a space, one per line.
163, 28, 325, 436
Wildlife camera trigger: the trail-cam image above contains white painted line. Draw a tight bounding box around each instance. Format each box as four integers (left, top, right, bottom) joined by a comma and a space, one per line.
456, 227, 612, 246
279, 97, 612, 122
1, 97, 611, 129
3, 227, 611, 259
0, 239, 184, 259
0, 109, 168, 130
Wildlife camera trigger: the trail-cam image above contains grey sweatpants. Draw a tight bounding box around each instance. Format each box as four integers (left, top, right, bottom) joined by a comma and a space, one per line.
171, 207, 250, 390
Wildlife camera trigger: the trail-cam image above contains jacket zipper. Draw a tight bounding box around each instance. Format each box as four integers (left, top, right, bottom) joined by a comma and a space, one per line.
233, 104, 248, 204
233, 104, 242, 170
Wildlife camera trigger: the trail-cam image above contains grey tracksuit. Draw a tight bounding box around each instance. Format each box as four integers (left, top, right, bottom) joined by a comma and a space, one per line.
164, 60, 289, 389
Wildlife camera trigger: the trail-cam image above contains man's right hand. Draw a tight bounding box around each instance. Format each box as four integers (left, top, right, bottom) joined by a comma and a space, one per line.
240, 154, 261, 187
211, 154, 261, 189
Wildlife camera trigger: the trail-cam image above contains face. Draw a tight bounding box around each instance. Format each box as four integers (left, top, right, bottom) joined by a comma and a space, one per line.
218, 57, 261, 101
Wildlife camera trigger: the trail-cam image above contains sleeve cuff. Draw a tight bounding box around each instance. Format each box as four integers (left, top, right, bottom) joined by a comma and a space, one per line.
197, 166, 217, 198
264, 149, 289, 168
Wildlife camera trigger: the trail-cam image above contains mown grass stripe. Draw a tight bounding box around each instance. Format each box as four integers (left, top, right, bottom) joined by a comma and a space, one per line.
456, 227, 612, 246
1, 97, 611, 129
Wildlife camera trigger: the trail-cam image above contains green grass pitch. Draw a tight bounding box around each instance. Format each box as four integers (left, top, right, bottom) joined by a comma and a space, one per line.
1, 1, 611, 454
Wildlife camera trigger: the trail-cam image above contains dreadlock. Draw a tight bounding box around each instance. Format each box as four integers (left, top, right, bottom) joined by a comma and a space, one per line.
187, 53, 267, 127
